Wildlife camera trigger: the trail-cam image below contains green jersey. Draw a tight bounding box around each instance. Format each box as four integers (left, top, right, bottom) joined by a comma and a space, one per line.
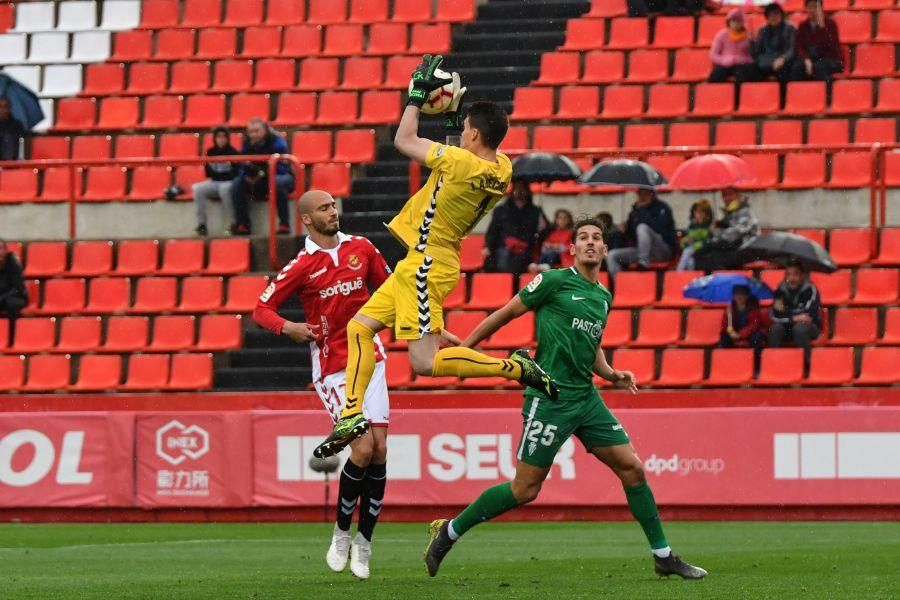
518, 266, 612, 400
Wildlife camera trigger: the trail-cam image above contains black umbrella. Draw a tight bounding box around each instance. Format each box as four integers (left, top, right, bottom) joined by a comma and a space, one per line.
737, 232, 838, 273
580, 159, 666, 189
511, 152, 582, 183
0, 72, 44, 130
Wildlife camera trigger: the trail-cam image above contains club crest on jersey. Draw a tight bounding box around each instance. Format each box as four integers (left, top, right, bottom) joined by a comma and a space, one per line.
526, 274, 542, 292
347, 254, 362, 270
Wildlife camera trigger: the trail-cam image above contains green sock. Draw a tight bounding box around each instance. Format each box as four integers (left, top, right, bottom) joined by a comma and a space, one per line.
624, 482, 669, 550
450, 482, 519, 538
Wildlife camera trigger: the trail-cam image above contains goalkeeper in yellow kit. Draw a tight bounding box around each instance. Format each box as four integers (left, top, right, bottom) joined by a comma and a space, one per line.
314, 55, 558, 458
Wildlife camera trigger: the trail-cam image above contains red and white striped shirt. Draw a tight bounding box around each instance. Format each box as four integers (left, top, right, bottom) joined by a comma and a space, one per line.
253, 232, 391, 382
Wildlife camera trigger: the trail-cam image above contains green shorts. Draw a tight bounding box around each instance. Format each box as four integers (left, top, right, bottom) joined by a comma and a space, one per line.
517, 389, 630, 469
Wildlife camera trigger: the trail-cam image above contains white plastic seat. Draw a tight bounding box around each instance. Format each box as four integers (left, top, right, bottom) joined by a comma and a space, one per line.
100, 1, 140, 31
57, 1, 98, 31
2, 66, 41, 92
34, 99, 55, 133
40, 64, 82, 98
70, 31, 110, 63
12, 2, 55, 32
0, 34, 29, 64
28, 32, 70, 63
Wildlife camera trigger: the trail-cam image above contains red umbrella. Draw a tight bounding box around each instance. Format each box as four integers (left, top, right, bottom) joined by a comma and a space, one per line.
669, 154, 756, 190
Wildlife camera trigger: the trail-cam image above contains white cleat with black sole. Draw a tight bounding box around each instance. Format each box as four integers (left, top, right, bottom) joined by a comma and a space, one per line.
326, 525, 351, 572
349, 534, 371, 580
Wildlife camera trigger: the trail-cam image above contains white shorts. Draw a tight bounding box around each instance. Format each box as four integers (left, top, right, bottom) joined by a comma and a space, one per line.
313, 359, 390, 426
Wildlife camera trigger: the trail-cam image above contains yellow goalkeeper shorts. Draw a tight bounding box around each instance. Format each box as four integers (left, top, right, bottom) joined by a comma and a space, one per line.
360, 250, 459, 341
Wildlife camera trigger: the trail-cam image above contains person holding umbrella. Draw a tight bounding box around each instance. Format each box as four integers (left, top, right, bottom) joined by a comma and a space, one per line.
768, 260, 821, 357
0, 97, 26, 161
693, 187, 760, 272
483, 180, 548, 276
606, 189, 678, 278
719, 284, 766, 350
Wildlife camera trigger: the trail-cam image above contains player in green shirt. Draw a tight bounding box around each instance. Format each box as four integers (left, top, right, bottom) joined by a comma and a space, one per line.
424, 217, 707, 580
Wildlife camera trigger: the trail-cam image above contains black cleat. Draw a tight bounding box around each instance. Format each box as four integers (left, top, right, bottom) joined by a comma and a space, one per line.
654, 553, 708, 580
423, 519, 455, 577
312, 414, 370, 458
510, 348, 559, 400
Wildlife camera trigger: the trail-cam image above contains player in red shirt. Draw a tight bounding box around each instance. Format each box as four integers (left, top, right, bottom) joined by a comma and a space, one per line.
253, 190, 392, 580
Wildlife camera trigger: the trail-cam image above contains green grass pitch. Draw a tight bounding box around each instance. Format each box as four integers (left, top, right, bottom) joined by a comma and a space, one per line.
1, 521, 898, 599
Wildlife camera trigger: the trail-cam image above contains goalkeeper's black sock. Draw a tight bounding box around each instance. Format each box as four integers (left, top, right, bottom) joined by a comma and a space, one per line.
357, 462, 387, 542
335, 459, 367, 532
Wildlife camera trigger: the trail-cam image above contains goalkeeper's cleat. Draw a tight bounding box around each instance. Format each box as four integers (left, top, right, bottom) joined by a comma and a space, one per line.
313, 414, 370, 458
653, 554, 708, 580
510, 348, 559, 401
326, 524, 351, 572
349, 534, 371, 580
423, 519, 455, 577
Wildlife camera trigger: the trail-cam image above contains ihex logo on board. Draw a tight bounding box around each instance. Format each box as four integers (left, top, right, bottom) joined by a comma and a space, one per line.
156, 420, 210, 466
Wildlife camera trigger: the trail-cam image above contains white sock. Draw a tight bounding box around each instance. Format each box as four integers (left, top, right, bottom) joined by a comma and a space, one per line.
446, 519, 460, 541
652, 546, 672, 558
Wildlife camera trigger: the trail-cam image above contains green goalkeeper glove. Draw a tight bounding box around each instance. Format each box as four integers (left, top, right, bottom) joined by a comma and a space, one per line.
444, 72, 467, 134
408, 54, 446, 108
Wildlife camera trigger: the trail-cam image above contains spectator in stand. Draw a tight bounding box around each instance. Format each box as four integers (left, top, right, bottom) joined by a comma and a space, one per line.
231, 118, 295, 236
719, 284, 765, 350
529, 208, 574, 273
595, 211, 627, 251
752, 3, 796, 86
192, 126, 239, 237
693, 187, 759, 272
676, 199, 713, 271
768, 260, 821, 359
708, 9, 759, 85
605, 189, 678, 278
791, 0, 843, 83
0, 239, 27, 344
483, 180, 547, 276
0, 96, 26, 162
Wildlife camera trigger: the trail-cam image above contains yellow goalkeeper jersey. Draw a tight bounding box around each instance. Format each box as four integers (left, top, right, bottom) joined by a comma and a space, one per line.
386, 142, 512, 268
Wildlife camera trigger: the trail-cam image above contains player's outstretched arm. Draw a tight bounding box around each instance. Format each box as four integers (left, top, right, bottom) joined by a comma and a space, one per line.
593, 344, 638, 394
461, 295, 529, 349
394, 105, 434, 165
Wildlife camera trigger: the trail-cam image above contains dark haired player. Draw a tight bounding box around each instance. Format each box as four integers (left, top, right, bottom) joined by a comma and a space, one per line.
423, 217, 708, 581
314, 55, 557, 459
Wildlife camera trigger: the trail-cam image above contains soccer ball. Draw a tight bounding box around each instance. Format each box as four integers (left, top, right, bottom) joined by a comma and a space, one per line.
409, 68, 455, 115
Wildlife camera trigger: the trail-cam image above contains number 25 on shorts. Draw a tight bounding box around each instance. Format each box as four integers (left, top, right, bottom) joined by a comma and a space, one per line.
526, 421, 557, 447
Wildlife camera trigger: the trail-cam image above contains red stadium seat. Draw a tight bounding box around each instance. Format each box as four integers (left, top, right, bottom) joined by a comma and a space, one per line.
80, 167, 126, 202
112, 30, 153, 61
739, 153, 779, 189
806, 347, 853, 385
877, 10, 900, 42
69, 241, 113, 277
852, 44, 894, 78
623, 124, 664, 149
851, 268, 899, 305
737, 82, 780, 116
501, 126, 528, 151
316, 92, 358, 125
357, 90, 401, 124
599, 310, 631, 348
159, 240, 205, 275
23, 242, 67, 277
184, 95, 227, 129
55, 98, 97, 131
368, 23, 408, 55
582, 51, 624, 83
756, 348, 803, 386
385, 352, 413, 388
141, 95, 184, 129
442, 276, 466, 310
85, 277, 131, 314
409, 23, 451, 54
587, 0, 626, 17
645, 155, 684, 180
342, 57, 383, 90
115, 135, 155, 159
855, 347, 900, 385
182, 0, 221, 27
292, 130, 332, 163
873, 228, 900, 266
212, 60, 253, 92
40, 167, 81, 203
266, 0, 305, 25
197, 28, 237, 59
168, 61, 211, 95
610, 349, 655, 385
224, 275, 269, 312
459, 235, 485, 272
654, 349, 704, 387
83, 63, 125, 96
307, 0, 347, 24
886, 152, 900, 187
715, 120, 756, 147
70, 354, 122, 391
632, 310, 681, 347
807, 119, 849, 146
880, 307, 900, 345
679, 309, 723, 346
855, 118, 896, 145
667, 123, 709, 149
671, 48, 711, 82
242, 26, 283, 57
611, 271, 656, 307
659, 271, 702, 307
228, 93, 271, 125
281, 24, 322, 57
0, 356, 26, 391
349, 0, 388, 23
696, 15, 725, 46
0, 169, 39, 202
830, 307, 878, 345
121, 354, 170, 390
511, 87, 553, 121
140, 0, 179, 28
224, 0, 263, 26
253, 58, 296, 91
274, 92, 317, 126
533, 126, 574, 151
310, 163, 351, 197
828, 152, 872, 188
829, 228, 871, 266
578, 125, 618, 149
150, 315, 196, 351
810, 269, 851, 305
322, 23, 364, 56
832, 10, 871, 43
333, 129, 376, 163
484, 313, 535, 350
131, 277, 178, 313
607, 18, 649, 49
56, 317, 102, 353
178, 277, 224, 312
600, 85, 644, 119
115, 240, 159, 275
563, 18, 605, 51
874, 78, 900, 113
128, 166, 171, 201
167, 353, 213, 390
393, 0, 431, 22
692, 83, 734, 117
645, 83, 689, 118
71, 136, 111, 160
781, 152, 825, 189
11, 318, 57, 353
793, 228, 827, 247
436, 0, 475, 22
829, 79, 872, 114
761, 120, 802, 146
653, 16, 694, 48
537, 52, 581, 86
468, 273, 515, 310
445, 311, 489, 342
103, 316, 149, 352
31, 137, 71, 160
197, 314, 243, 351
155, 29, 196, 61
23, 354, 71, 392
